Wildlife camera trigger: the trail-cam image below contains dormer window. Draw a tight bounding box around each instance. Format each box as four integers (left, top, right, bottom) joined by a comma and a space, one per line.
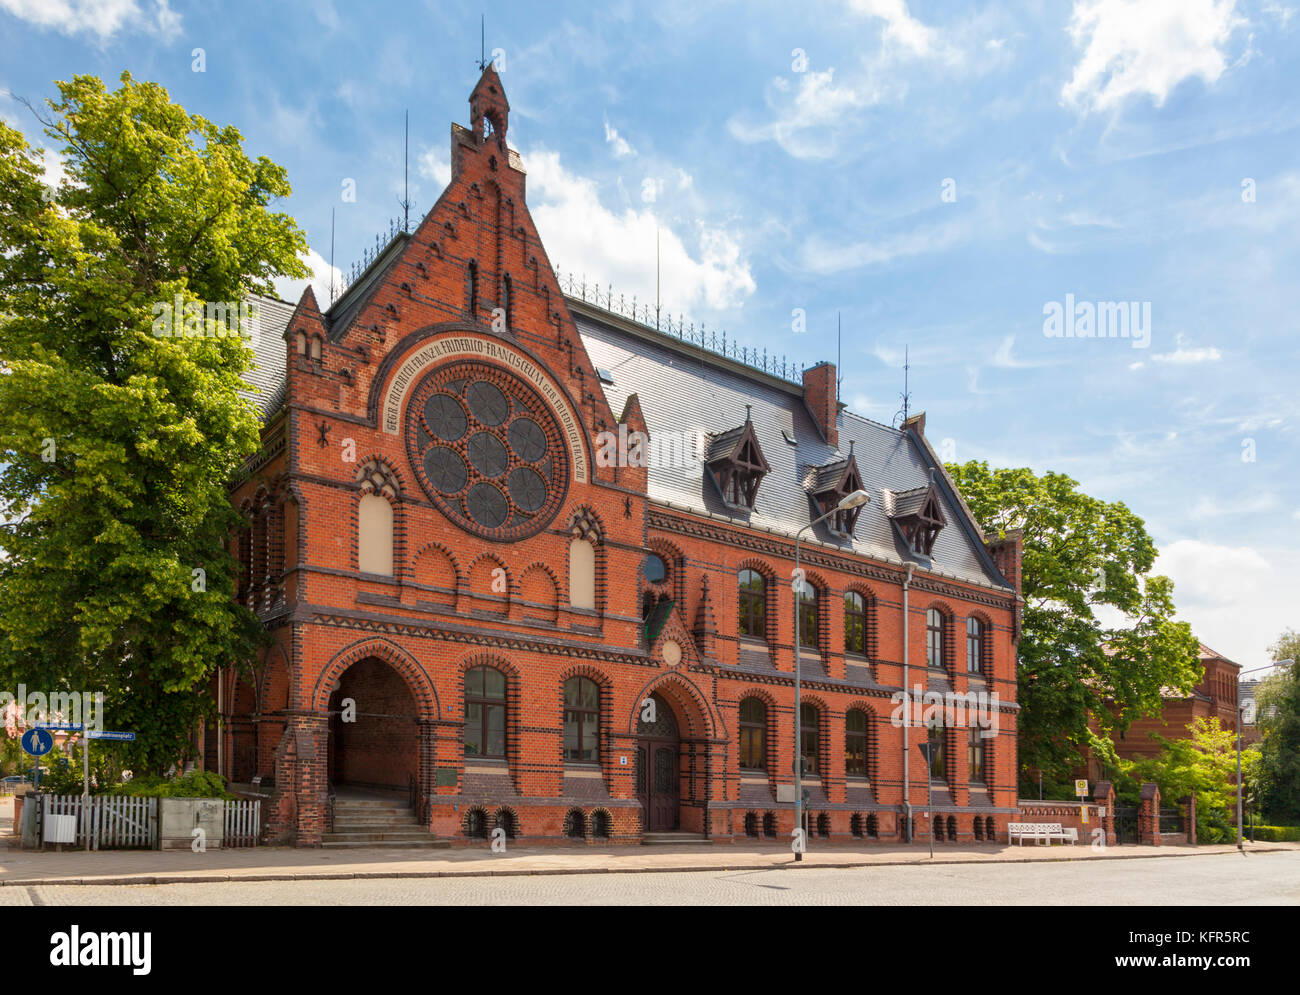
806, 446, 866, 537
884, 483, 946, 557
705, 411, 770, 511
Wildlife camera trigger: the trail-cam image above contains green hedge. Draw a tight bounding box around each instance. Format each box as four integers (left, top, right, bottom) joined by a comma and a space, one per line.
1251, 825, 1300, 842
107, 771, 233, 799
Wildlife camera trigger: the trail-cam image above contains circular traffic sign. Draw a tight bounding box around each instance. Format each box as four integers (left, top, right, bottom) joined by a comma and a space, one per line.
21, 727, 54, 757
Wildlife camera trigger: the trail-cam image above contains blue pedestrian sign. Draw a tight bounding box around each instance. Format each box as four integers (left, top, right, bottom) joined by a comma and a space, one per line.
21, 727, 54, 756
86, 730, 134, 741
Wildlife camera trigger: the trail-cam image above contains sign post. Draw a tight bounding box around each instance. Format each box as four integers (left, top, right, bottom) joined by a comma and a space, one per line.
1076, 778, 1089, 830
917, 740, 940, 859
81, 731, 134, 851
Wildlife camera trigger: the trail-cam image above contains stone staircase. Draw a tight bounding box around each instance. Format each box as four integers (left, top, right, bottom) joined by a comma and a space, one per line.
322, 795, 449, 849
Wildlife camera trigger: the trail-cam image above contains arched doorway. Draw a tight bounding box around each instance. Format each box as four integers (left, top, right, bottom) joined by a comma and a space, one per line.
326, 657, 419, 795
636, 692, 680, 831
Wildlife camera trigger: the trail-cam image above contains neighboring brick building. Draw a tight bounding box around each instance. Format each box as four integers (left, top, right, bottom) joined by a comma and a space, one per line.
215, 66, 1023, 847
1079, 643, 1242, 780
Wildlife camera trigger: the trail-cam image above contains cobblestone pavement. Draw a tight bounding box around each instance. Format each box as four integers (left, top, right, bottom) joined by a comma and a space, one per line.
2, 850, 1296, 905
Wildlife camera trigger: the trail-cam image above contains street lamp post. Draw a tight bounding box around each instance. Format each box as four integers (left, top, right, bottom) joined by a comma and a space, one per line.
1236, 659, 1294, 851
794, 488, 871, 862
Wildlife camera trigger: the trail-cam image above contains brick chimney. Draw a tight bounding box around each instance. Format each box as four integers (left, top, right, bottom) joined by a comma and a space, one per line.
802, 361, 838, 448
986, 528, 1023, 594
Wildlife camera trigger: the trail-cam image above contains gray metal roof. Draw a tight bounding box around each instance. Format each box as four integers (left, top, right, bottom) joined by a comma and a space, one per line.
238, 293, 295, 421
575, 310, 1010, 591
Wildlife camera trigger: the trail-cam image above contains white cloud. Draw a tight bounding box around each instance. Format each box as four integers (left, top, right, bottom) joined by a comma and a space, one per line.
728, 67, 894, 160
1151, 333, 1223, 364
418, 147, 451, 189
525, 148, 755, 312
1155, 538, 1299, 672
796, 213, 972, 272
847, 0, 940, 57
603, 117, 635, 159
1062, 0, 1244, 112
273, 248, 343, 309
0, 0, 181, 41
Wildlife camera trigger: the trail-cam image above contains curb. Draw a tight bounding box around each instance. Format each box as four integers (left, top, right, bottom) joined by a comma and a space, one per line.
2, 844, 1290, 888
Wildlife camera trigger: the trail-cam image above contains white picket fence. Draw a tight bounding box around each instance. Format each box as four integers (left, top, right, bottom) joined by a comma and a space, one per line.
42, 794, 157, 849
223, 798, 261, 847
39, 794, 262, 849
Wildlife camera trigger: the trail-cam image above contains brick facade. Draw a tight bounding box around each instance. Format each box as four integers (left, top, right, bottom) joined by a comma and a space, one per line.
218, 67, 1023, 847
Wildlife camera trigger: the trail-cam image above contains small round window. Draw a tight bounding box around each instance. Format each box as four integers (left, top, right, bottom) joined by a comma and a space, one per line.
644, 554, 667, 584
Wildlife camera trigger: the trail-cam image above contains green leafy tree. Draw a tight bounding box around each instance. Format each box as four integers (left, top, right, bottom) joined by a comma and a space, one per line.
946, 462, 1201, 787
1254, 630, 1300, 823
0, 73, 308, 775
1131, 717, 1255, 844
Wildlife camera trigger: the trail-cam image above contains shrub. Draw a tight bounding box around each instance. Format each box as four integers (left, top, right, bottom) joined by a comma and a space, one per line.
1252, 825, 1300, 843
108, 770, 233, 799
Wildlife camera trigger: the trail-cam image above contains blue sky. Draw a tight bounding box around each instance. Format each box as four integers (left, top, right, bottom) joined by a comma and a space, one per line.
2, 0, 1297, 673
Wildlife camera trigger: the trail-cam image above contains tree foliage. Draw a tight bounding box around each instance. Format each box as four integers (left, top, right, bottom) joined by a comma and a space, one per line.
1254, 630, 1300, 823
946, 462, 1201, 785
0, 73, 308, 774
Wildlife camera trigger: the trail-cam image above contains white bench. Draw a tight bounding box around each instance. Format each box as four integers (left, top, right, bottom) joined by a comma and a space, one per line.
1008, 822, 1078, 845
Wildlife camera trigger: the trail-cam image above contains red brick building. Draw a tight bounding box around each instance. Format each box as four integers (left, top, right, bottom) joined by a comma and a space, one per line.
1080, 643, 1242, 780
217, 67, 1023, 847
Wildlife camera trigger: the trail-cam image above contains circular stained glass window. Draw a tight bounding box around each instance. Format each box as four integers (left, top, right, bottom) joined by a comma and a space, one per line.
508, 467, 547, 512
467, 431, 508, 477
425, 394, 467, 441
467, 381, 509, 425
467, 482, 508, 528
406, 359, 570, 542
425, 446, 468, 493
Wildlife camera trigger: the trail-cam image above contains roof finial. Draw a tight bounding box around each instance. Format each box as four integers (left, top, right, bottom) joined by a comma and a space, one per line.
744, 403, 752, 424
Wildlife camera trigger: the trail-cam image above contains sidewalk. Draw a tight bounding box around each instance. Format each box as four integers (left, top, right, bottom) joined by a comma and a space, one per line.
2, 832, 1294, 887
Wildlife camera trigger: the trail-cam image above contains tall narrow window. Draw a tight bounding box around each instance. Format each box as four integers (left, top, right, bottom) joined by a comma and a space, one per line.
845, 591, 868, 657
568, 538, 596, 610
926, 608, 945, 669
501, 273, 512, 331
927, 723, 946, 781
357, 494, 394, 576
466, 260, 479, 318
968, 727, 986, 783
797, 585, 819, 647
966, 617, 986, 676
800, 702, 820, 776
738, 569, 766, 639
563, 677, 599, 762
465, 667, 506, 758
739, 698, 767, 770
845, 709, 869, 778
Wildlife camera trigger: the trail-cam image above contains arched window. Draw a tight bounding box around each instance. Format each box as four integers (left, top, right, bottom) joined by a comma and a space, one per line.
738, 569, 766, 639
926, 608, 945, 669
295, 330, 307, 355
968, 727, 986, 784
845, 591, 868, 657
845, 709, 869, 778
309, 335, 322, 361
465, 666, 506, 758
563, 677, 600, 762
927, 723, 946, 781
797, 583, 819, 647
568, 538, 596, 610
357, 494, 393, 576
800, 702, 820, 776
739, 698, 767, 770
966, 617, 987, 676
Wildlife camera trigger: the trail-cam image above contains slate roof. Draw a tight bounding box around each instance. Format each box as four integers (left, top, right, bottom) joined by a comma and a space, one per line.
237, 293, 296, 420
888, 484, 934, 519
574, 306, 1010, 591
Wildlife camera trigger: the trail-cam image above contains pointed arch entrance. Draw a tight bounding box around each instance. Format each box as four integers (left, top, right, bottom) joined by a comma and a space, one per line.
636, 692, 681, 831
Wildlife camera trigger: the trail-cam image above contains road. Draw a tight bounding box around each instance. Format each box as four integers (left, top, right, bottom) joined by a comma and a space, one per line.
2, 850, 1296, 905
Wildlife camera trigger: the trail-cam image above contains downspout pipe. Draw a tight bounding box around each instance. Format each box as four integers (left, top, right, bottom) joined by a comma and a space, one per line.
901, 561, 915, 842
